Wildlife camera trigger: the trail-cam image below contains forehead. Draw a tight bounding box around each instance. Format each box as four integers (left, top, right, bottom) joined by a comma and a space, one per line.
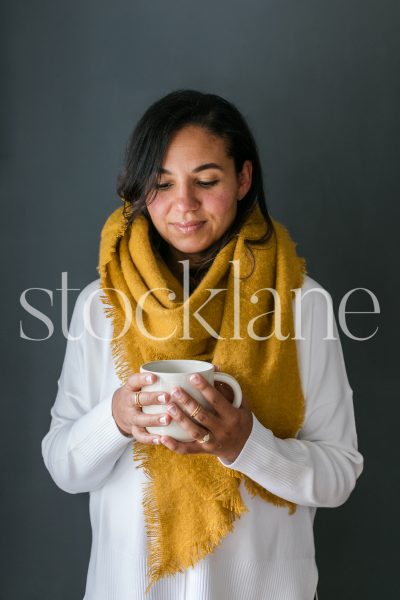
162, 126, 229, 165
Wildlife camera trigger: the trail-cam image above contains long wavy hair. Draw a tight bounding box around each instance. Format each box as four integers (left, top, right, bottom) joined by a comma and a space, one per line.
117, 89, 274, 289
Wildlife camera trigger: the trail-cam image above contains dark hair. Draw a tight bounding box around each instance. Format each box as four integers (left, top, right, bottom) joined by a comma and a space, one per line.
117, 89, 274, 287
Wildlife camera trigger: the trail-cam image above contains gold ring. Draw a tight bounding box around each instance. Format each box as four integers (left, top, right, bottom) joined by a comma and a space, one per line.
198, 432, 211, 444
133, 391, 143, 408
190, 403, 202, 419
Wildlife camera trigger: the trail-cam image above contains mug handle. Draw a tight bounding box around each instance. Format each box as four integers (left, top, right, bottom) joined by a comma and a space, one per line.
214, 372, 242, 408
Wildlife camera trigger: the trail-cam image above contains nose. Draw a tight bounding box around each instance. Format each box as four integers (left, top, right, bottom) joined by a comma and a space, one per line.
174, 182, 200, 212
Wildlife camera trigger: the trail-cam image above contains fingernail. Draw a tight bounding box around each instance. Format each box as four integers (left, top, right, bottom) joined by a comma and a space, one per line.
172, 387, 181, 398
158, 393, 167, 403
159, 415, 168, 425
167, 404, 177, 415
190, 374, 200, 384
146, 374, 155, 383
152, 437, 160, 444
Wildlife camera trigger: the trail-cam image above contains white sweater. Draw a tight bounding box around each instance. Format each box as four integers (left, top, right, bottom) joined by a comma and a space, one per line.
41, 274, 363, 600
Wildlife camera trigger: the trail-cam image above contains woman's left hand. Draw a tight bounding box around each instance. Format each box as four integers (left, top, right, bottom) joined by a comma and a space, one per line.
159, 373, 253, 463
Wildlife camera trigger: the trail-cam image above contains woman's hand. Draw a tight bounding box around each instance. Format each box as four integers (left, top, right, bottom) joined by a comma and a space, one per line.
112, 372, 172, 442
160, 373, 253, 463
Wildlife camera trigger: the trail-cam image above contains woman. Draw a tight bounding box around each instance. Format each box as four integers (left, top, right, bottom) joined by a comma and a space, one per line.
42, 89, 363, 600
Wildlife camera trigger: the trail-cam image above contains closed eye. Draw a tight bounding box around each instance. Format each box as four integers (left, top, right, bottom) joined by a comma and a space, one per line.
199, 179, 219, 187
155, 180, 220, 191
155, 183, 172, 190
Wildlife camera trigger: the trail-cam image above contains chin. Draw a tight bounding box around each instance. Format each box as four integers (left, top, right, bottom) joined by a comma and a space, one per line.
173, 241, 210, 255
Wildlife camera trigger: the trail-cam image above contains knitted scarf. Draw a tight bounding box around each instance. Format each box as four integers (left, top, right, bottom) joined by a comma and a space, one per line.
97, 202, 307, 592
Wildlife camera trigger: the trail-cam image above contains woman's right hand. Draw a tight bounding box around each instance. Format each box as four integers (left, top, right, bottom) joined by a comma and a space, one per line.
111, 372, 171, 443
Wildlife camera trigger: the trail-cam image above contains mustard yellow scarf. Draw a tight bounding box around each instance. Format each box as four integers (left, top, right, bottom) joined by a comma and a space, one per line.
97, 202, 306, 591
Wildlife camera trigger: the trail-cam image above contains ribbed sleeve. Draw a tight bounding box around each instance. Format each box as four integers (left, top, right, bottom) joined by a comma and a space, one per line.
41, 280, 133, 494
42, 391, 133, 494
218, 277, 364, 507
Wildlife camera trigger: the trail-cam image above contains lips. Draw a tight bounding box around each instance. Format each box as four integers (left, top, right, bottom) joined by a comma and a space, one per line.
171, 220, 206, 233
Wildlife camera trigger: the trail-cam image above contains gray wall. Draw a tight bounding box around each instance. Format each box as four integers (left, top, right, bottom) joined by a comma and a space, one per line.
2, 1, 399, 598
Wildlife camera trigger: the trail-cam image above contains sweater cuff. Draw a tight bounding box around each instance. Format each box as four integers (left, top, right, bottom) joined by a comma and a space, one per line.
69, 394, 133, 464
218, 413, 305, 491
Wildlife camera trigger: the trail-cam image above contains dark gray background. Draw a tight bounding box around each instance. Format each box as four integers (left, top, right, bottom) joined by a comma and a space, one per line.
2, 0, 399, 598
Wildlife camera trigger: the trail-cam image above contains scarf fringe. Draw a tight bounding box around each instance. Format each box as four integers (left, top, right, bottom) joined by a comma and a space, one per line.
244, 478, 296, 514
133, 441, 248, 593
97, 206, 132, 386
98, 297, 132, 385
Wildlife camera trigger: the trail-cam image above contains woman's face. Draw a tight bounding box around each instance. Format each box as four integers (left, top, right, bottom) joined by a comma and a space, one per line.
146, 125, 252, 259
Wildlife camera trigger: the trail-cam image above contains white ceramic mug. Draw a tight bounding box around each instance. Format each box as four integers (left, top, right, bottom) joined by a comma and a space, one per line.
140, 359, 242, 442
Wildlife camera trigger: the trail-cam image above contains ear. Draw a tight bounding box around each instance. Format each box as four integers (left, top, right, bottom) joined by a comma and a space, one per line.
237, 160, 253, 201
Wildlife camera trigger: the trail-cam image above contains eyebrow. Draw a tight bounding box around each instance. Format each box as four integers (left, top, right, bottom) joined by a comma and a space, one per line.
158, 162, 224, 175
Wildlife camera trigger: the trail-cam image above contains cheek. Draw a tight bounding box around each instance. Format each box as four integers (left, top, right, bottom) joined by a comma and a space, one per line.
147, 199, 167, 225
207, 192, 237, 218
